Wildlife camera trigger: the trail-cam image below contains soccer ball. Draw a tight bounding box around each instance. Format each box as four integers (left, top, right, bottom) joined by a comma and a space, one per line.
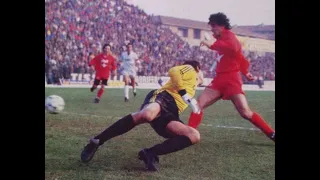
45, 95, 65, 114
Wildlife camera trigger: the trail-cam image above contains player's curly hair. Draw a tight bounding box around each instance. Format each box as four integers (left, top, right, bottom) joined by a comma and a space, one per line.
103, 43, 111, 50
183, 60, 200, 72
208, 12, 231, 30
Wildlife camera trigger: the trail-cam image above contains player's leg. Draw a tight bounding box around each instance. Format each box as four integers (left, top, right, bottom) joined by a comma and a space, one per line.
230, 94, 275, 142
123, 73, 130, 102
81, 94, 161, 162
130, 75, 137, 97
94, 79, 108, 103
148, 121, 200, 155
90, 78, 100, 92
94, 102, 161, 143
188, 87, 222, 129
139, 120, 200, 171
198, 87, 222, 109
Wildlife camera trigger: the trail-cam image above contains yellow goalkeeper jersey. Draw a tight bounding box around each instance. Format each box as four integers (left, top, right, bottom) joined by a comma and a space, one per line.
159, 64, 198, 114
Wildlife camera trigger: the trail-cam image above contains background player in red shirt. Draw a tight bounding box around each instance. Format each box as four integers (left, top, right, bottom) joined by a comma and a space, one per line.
89, 44, 117, 103
188, 13, 275, 142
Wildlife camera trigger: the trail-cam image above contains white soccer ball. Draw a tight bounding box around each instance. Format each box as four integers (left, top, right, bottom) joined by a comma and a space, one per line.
45, 95, 65, 114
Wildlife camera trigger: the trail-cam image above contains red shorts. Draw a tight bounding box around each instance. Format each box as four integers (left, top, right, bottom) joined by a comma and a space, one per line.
95, 74, 109, 80
207, 72, 245, 100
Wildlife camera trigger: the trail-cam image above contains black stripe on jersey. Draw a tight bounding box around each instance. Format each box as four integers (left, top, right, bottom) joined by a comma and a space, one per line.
180, 66, 193, 75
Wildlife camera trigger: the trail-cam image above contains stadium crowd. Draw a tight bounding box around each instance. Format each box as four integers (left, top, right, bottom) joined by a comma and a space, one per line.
45, 0, 275, 84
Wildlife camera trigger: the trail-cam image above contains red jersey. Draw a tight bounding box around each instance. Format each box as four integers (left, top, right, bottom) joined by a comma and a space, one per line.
89, 53, 117, 79
210, 29, 249, 75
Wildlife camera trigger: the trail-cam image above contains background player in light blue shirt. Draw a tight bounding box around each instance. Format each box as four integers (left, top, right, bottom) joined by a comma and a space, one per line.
120, 43, 139, 102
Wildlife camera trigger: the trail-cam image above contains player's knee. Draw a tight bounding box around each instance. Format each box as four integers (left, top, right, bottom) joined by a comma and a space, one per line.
140, 110, 155, 122
187, 128, 201, 144
239, 108, 253, 120
197, 93, 209, 109
131, 111, 145, 124
132, 110, 155, 123
138, 103, 160, 122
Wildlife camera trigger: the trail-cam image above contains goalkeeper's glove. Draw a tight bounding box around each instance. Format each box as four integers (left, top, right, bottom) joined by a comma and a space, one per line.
178, 89, 200, 114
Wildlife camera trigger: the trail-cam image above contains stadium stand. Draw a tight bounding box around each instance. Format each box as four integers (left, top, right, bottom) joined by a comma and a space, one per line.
45, 0, 275, 84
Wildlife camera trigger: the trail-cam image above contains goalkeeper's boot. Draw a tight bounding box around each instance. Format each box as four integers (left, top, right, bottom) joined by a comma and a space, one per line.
138, 149, 159, 171
81, 138, 100, 163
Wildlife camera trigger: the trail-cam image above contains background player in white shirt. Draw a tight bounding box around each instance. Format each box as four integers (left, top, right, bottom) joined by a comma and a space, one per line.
120, 43, 139, 102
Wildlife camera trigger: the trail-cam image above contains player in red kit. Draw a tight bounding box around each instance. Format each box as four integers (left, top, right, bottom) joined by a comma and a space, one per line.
188, 12, 275, 142
89, 44, 117, 103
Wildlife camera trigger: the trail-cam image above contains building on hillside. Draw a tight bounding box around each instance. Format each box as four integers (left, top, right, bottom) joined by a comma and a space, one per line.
153, 15, 275, 53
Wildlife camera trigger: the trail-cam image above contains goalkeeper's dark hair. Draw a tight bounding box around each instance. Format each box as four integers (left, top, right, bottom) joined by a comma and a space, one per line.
208, 12, 231, 30
183, 60, 200, 72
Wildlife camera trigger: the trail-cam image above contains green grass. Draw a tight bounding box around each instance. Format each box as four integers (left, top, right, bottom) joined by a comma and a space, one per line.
45, 88, 275, 180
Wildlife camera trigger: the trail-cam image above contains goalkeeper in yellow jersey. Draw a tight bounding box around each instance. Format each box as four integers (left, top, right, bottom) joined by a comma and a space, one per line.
81, 60, 202, 171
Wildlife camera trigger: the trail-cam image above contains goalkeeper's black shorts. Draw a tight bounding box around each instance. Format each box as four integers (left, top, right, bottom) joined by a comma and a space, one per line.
140, 89, 184, 138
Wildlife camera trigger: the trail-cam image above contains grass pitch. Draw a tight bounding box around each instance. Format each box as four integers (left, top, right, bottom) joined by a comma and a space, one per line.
45, 88, 275, 180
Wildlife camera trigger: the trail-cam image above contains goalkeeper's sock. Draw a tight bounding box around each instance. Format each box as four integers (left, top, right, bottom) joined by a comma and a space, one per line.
94, 114, 136, 145
147, 135, 193, 156
188, 111, 203, 129
250, 112, 275, 137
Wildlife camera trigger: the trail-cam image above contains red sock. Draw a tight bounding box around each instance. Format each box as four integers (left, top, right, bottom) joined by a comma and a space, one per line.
97, 88, 104, 98
250, 112, 274, 136
188, 111, 203, 129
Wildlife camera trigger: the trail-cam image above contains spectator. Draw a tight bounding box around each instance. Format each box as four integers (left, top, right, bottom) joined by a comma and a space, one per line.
45, 0, 275, 83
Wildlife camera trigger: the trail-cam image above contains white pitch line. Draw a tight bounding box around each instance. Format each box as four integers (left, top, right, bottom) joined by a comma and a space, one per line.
213, 125, 260, 131
47, 111, 261, 131
61, 111, 108, 118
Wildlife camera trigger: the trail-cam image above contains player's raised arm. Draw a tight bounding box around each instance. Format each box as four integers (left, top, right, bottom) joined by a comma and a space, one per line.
209, 37, 239, 55
89, 55, 97, 67
239, 54, 254, 81
239, 54, 250, 75
89, 55, 99, 71
135, 53, 140, 62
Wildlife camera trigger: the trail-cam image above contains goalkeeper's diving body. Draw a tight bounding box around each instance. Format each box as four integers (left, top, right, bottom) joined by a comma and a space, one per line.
81, 60, 202, 171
